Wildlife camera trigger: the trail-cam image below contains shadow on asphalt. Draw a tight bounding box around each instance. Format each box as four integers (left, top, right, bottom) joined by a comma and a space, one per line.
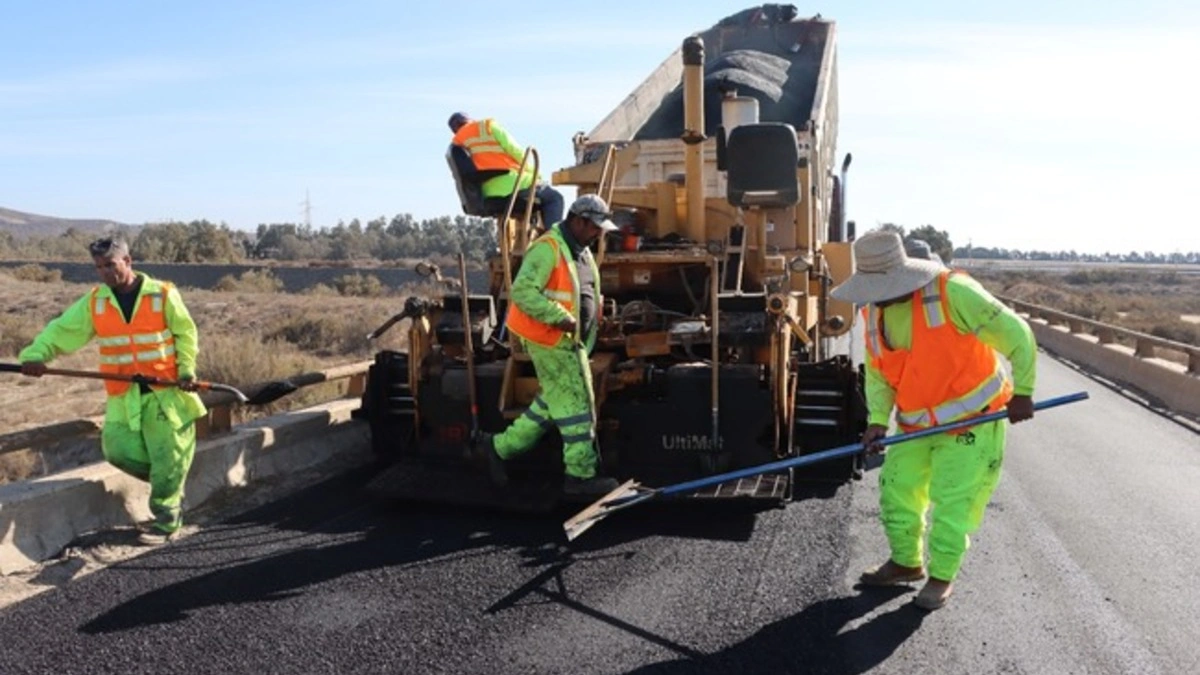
77, 459, 854, 637
623, 586, 926, 675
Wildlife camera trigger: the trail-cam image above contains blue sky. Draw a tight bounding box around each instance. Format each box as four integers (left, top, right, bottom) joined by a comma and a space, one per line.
2, 1, 1197, 254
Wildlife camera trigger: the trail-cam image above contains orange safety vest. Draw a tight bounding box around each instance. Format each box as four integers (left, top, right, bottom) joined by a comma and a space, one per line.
506, 233, 579, 347
863, 271, 1012, 433
92, 281, 179, 396
452, 119, 520, 173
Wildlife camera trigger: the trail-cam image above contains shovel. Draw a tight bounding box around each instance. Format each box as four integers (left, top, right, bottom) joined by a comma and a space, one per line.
563, 391, 1090, 542
0, 362, 298, 405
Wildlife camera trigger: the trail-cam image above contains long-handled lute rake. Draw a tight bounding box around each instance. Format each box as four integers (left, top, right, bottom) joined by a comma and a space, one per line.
564, 391, 1089, 541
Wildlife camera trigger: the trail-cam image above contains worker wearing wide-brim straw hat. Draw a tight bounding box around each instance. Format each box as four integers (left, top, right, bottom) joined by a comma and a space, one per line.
831, 230, 1038, 610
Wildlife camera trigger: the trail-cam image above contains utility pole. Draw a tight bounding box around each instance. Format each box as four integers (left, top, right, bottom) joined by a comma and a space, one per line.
300, 189, 313, 229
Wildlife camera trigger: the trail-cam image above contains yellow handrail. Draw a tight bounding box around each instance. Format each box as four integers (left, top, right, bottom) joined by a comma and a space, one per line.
497, 147, 540, 307
595, 144, 617, 265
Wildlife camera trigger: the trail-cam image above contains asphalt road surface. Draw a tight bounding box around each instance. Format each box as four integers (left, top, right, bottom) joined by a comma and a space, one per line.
1, 354, 1197, 674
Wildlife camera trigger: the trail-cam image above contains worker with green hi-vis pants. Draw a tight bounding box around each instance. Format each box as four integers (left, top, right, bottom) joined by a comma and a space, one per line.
18, 237, 207, 546
477, 194, 622, 498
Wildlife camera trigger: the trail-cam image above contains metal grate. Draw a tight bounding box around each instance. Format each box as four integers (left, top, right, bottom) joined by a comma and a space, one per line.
688, 473, 789, 500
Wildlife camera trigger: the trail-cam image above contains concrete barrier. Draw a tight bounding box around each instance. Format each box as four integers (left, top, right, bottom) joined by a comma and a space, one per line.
1027, 319, 1200, 419
0, 399, 371, 575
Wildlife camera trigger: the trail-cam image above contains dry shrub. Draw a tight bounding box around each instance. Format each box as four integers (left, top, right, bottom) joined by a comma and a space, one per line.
332, 273, 384, 297
9, 264, 62, 283
214, 269, 283, 293
262, 313, 373, 357
196, 334, 337, 420
198, 334, 316, 388
1148, 321, 1200, 347
0, 450, 40, 485
302, 283, 339, 297
0, 314, 42, 357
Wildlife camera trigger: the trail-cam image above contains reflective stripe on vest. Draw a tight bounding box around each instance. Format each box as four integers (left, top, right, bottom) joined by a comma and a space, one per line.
864, 271, 1012, 432
452, 119, 520, 173
98, 343, 177, 366
92, 283, 179, 396
505, 233, 577, 347
895, 365, 1008, 428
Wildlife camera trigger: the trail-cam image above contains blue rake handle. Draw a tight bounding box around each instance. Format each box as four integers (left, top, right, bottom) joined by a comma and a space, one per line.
605, 391, 1090, 510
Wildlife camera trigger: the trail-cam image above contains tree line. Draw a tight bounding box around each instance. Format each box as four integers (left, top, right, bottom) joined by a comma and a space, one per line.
0, 214, 498, 264
873, 224, 1199, 265
1, 217, 1196, 266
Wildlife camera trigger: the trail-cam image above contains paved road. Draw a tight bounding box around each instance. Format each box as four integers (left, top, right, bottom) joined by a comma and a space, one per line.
1, 355, 1197, 674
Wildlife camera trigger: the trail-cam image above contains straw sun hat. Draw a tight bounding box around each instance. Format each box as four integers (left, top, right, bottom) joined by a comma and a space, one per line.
830, 230, 945, 304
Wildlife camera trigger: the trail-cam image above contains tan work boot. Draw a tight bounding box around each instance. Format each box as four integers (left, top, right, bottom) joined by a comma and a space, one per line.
859, 560, 925, 587
136, 523, 178, 546
913, 578, 954, 610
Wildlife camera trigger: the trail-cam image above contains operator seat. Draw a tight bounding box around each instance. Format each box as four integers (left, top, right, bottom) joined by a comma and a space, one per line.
446, 143, 538, 223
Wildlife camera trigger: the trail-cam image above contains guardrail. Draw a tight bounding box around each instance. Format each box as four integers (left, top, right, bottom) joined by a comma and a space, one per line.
997, 296, 1200, 375
997, 295, 1200, 420
0, 360, 372, 477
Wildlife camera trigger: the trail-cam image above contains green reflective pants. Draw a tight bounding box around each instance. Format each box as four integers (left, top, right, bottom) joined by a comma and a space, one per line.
878, 419, 1006, 581
493, 340, 598, 479
102, 394, 197, 534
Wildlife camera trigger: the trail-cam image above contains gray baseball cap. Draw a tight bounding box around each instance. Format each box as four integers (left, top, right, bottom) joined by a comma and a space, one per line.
569, 194, 619, 232
905, 239, 933, 260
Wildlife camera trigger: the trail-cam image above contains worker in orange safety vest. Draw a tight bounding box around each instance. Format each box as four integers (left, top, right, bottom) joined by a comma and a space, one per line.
448, 112, 564, 227
833, 230, 1037, 611
474, 194, 621, 498
18, 237, 208, 545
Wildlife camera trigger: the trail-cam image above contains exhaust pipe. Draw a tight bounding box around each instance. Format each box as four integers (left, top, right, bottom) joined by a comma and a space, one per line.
682, 36, 706, 244
840, 153, 852, 241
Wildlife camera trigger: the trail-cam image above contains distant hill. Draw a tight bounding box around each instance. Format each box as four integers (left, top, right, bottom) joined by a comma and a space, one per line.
0, 206, 137, 239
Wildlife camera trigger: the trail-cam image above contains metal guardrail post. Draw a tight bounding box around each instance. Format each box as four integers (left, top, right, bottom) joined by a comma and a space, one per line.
1135, 338, 1156, 359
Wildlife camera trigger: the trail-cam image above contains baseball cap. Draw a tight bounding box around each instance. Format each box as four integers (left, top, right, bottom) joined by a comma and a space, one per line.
447, 112, 469, 131
904, 239, 933, 260
569, 194, 618, 232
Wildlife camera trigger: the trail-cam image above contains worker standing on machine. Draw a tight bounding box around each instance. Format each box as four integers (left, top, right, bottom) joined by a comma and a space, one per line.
447, 112, 564, 227
475, 195, 621, 497
17, 237, 207, 545
831, 230, 1037, 610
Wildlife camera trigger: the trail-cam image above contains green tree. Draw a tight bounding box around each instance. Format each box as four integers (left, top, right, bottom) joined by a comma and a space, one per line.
907, 225, 954, 263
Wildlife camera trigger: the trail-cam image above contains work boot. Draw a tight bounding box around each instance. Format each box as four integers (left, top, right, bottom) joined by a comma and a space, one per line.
473, 432, 508, 488
562, 475, 620, 497
859, 560, 925, 587
136, 523, 178, 547
913, 578, 954, 611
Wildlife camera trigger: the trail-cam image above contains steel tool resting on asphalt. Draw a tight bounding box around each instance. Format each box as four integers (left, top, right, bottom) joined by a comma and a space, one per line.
563, 391, 1090, 541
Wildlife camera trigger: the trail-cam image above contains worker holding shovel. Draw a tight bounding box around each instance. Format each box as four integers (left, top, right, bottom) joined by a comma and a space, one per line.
16, 237, 207, 545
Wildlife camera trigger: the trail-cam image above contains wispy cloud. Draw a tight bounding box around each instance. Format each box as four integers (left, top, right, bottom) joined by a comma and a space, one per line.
0, 59, 212, 107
